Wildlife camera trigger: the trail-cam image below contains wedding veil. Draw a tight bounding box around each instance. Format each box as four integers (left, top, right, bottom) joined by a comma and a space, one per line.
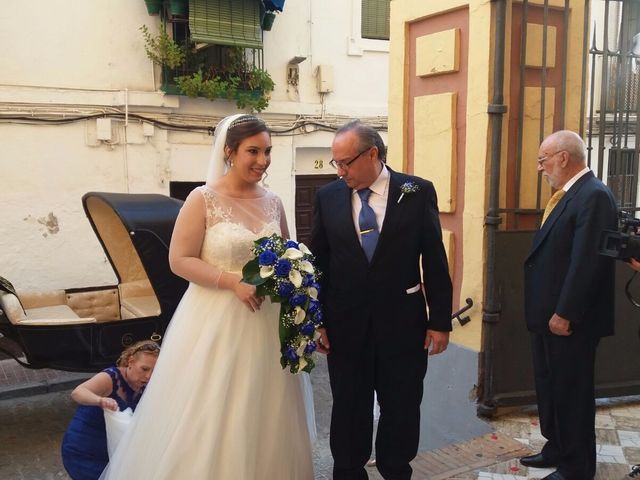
206, 114, 245, 187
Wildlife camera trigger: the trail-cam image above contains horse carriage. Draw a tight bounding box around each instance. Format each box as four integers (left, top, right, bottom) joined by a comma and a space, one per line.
0, 192, 187, 372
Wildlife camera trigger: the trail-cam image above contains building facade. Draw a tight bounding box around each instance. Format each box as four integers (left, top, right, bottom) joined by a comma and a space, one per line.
0, 0, 390, 291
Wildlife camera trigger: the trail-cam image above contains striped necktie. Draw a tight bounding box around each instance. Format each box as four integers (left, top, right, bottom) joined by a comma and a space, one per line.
541, 189, 566, 226
357, 188, 379, 262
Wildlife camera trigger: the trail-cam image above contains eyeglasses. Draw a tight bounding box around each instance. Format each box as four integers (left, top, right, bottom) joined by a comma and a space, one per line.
329, 147, 372, 170
537, 150, 563, 165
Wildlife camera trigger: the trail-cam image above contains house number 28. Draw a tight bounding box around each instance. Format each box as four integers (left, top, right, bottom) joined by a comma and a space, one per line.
314, 159, 324, 169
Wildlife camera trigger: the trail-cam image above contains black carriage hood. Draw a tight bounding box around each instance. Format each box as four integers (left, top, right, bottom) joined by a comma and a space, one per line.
82, 192, 188, 317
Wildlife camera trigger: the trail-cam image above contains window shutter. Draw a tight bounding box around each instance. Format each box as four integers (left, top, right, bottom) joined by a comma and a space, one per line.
189, 0, 263, 49
361, 0, 390, 40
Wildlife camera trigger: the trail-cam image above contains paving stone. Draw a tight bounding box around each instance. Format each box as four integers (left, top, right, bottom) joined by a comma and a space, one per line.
598, 427, 621, 445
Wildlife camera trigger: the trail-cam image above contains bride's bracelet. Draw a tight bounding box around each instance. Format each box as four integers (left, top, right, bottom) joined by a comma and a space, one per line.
212, 270, 223, 289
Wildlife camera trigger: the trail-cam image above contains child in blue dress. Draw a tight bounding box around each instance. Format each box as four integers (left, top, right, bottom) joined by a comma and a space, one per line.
61, 340, 160, 480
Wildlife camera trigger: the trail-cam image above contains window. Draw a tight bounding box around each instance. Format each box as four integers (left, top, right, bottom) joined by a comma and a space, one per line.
607, 148, 639, 209
189, 0, 262, 48
361, 0, 390, 40
155, 0, 274, 111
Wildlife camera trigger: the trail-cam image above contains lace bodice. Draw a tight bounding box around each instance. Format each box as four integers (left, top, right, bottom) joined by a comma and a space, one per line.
197, 186, 284, 274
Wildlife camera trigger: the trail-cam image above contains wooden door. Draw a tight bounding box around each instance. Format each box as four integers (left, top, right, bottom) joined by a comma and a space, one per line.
294, 175, 336, 245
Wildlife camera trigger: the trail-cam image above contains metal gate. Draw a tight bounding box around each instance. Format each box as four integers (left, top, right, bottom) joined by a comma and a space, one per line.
478, 0, 640, 414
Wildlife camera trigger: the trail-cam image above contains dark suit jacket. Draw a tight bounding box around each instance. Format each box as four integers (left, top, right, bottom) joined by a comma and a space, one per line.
524, 172, 617, 337
311, 169, 453, 355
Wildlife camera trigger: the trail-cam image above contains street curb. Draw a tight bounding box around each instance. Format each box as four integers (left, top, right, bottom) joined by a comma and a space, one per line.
0, 374, 91, 401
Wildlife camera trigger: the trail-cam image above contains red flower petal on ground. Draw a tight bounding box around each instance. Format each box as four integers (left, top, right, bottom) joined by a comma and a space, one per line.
490, 433, 498, 440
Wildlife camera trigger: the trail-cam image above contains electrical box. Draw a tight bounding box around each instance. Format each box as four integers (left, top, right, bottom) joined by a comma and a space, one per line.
315, 64, 334, 93
96, 118, 112, 141
143, 122, 155, 137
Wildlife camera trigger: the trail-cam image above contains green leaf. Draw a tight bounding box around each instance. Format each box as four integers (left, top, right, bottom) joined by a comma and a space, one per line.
255, 284, 270, 298
301, 357, 315, 374
241, 258, 265, 286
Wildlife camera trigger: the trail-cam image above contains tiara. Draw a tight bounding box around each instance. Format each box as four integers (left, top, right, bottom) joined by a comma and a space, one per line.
229, 115, 263, 129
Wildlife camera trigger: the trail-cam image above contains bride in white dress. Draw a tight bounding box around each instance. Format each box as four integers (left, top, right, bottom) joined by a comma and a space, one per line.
100, 114, 314, 479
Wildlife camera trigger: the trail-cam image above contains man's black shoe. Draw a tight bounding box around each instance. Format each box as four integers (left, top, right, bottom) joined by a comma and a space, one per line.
519, 453, 557, 468
541, 472, 567, 480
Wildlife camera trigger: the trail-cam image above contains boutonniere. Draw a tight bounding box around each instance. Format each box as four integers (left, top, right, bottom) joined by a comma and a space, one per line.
397, 181, 420, 204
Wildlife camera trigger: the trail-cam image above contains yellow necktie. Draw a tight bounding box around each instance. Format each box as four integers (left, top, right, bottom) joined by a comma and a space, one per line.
541, 189, 566, 226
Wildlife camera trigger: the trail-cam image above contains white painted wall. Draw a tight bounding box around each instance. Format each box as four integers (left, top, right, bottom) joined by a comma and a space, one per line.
0, 0, 389, 291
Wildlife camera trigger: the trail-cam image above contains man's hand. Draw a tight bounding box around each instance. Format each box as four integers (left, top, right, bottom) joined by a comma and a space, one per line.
316, 327, 330, 354
630, 258, 640, 272
424, 330, 449, 355
549, 313, 572, 336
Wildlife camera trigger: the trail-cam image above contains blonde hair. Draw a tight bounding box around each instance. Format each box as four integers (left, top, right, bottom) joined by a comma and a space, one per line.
116, 340, 160, 367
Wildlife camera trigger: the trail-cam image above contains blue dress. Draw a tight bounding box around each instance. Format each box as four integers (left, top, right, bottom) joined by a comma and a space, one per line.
61, 367, 142, 480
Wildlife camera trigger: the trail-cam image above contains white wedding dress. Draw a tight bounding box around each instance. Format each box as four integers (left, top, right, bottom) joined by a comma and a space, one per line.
100, 186, 314, 479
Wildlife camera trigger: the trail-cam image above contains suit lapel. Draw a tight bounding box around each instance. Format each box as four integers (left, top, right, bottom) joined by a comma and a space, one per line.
528, 172, 594, 258
332, 179, 365, 256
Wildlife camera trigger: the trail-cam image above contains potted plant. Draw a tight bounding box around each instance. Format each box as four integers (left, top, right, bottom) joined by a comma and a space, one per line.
141, 27, 274, 112
262, 11, 277, 31
140, 24, 186, 69
144, 0, 163, 15
169, 0, 187, 17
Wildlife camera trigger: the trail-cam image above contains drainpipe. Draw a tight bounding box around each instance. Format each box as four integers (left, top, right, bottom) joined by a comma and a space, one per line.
478, 0, 508, 417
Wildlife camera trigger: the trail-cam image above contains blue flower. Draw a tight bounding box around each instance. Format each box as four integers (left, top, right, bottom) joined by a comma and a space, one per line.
258, 250, 278, 266
277, 281, 295, 298
304, 341, 317, 354
300, 323, 315, 336
302, 274, 314, 287
285, 240, 299, 249
307, 299, 320, 314
289, 293, 308, 307
398, 181, 420, 204
274, 259, 292, 277
260, 238, 274, 249
312, 311, 323, 325
285, 347, 299, 361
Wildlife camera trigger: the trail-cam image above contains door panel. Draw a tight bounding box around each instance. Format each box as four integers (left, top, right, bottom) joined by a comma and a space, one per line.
295, 175, 335, 246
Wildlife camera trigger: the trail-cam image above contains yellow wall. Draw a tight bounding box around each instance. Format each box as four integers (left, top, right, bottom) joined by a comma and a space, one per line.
389, 0, 493, 351
388, 0, 589, 352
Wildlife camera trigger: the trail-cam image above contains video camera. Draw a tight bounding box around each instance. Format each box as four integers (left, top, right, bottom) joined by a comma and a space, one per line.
599, 211, 640, 261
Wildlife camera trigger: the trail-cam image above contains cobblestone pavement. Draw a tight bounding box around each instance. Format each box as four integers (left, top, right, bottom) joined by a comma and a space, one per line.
0, 390, 73, 480
1, 353, 639, 479
469, 399, 640, 480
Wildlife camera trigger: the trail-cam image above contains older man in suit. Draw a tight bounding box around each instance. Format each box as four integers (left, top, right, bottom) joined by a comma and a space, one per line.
520, 130, 617, 480
311, 121, 453, 480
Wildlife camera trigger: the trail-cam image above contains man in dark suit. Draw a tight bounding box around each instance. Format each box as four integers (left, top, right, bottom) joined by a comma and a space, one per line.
521, 130, 617, 480
311, 121, 453, 480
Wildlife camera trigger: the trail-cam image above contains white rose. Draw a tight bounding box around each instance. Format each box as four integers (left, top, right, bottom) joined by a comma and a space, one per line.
282, 248, 303, 260
294, 306, 306, 325
260, 266, 274, 278
299, 260, 314, 274
298, 243, 312, 255
289, 269, 302, 288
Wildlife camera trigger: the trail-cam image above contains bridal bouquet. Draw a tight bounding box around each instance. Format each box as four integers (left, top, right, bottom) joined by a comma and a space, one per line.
242, 234, 323, 374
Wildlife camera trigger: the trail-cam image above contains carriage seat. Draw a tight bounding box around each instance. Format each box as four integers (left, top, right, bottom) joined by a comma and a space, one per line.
0, 290, 96, 326
118, 279, 161, 319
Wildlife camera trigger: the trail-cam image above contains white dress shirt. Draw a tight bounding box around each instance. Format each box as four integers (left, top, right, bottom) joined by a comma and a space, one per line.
563, 166, 591, 192
351, 165, 390, 243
